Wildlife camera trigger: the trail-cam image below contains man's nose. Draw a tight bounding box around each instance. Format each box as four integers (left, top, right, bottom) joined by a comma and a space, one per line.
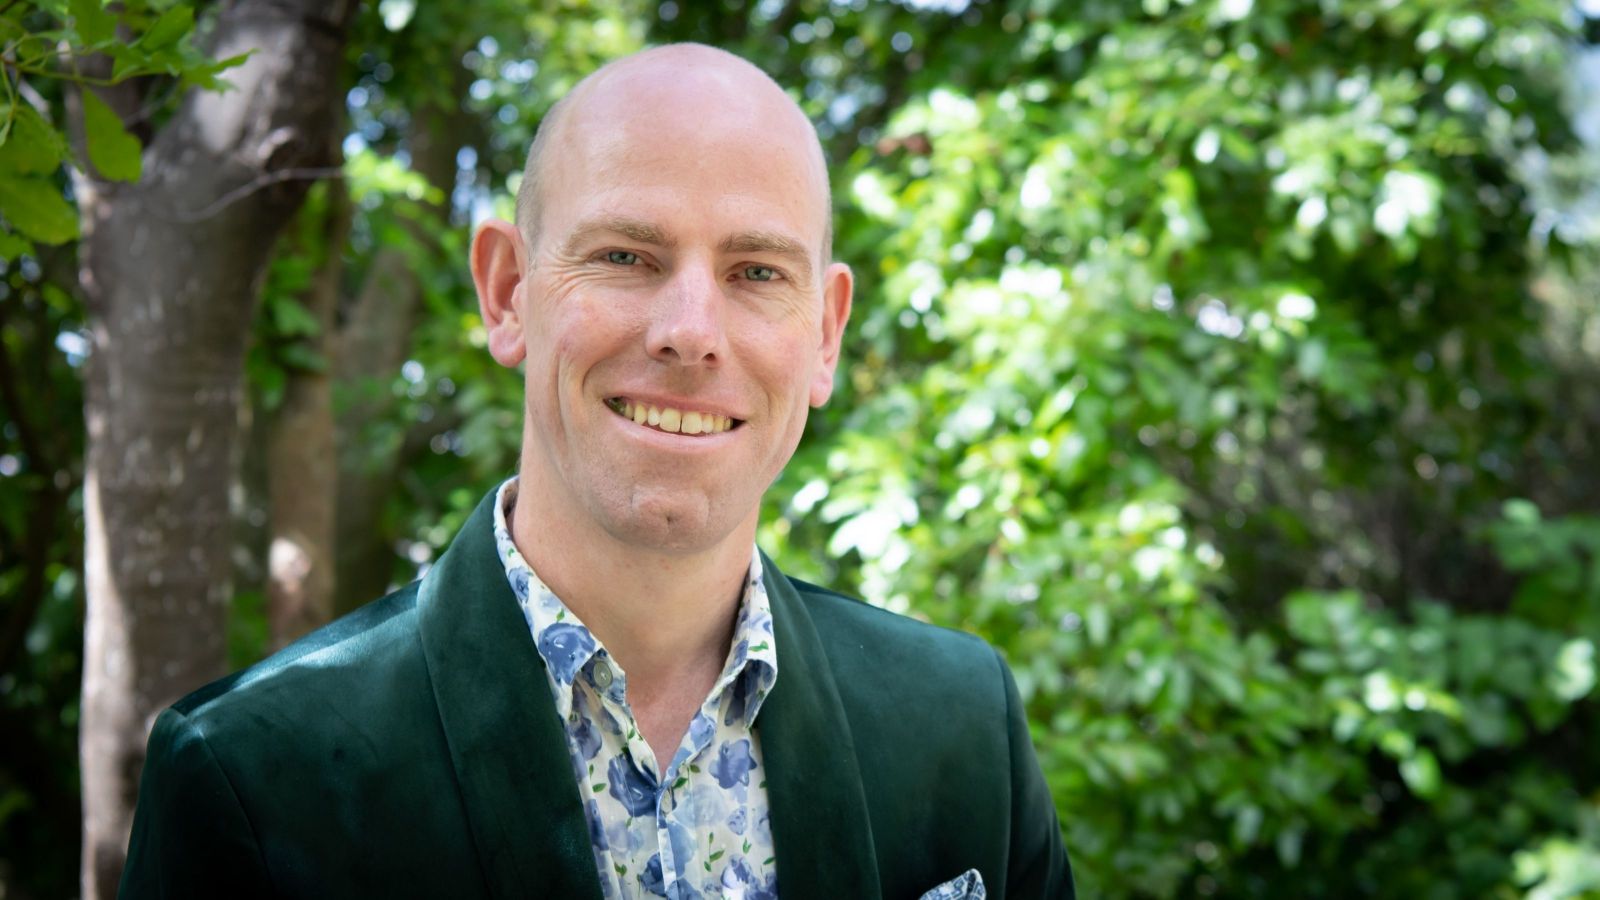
646, 260, 726, 367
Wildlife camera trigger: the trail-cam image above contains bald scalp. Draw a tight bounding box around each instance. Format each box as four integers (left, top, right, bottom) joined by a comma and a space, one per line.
513, 43, 834, 265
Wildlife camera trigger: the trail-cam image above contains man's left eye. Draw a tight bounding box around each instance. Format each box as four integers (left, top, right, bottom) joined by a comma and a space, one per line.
743, 265, 777, 282
605, 250, 639, 265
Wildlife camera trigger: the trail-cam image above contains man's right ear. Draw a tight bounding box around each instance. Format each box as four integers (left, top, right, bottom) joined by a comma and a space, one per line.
471, 219, 530, 368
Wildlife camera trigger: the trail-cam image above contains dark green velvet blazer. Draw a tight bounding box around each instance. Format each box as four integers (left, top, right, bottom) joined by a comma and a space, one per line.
119, 491, 1072, 899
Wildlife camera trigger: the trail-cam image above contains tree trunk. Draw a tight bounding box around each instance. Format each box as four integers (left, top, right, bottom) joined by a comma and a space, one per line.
333, 81, 471, 609
76, 2, 356, 897
266, 184, 352, 649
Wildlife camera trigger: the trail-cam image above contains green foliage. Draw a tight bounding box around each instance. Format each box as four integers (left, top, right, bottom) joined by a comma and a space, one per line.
1485, 500, 1600, 635
344, 1, 1600, 894
0, 0, 246, 246
1515, 801, 1600, 900
699, 0, 1597, 895
226, 589, 269, 671
246, 181, 346, 411
3, 0, 1598, 896
0, 161, 76, 243
77, 90, 138, 182
0, 249, 86, 897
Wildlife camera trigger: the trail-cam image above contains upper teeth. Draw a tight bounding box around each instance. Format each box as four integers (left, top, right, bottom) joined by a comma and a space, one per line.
611, 399, 734, 435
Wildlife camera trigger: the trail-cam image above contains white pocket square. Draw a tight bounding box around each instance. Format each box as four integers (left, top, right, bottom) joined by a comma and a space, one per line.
919, 868, 987, 900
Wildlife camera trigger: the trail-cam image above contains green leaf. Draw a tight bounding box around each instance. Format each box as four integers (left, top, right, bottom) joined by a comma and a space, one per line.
268, 289, 321, 335
1275, 826, 1304, 868
1399, 747, 1441, 798
182, 52, 254, 92
0, 104, 68, 176
1218, 127, 1260, 165
137, 4, 192, 52
80, 91, 142, 183
69, 0, 116, 46
0, 173, 78, 244
0, 230, 31, 260
1551, 639, 1596, 702
378, 0, 416, 31
1503, 498, 1541, 526
279, 344, 329, 373
1232, 804, 1264, 847
107, 43, 150, 83
23, 0, 69, 16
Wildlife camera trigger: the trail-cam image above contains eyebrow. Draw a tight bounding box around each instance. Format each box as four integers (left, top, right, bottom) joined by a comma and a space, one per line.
720, 230, 815, 284
560, 217, 816, 284
559, 216, 677, 257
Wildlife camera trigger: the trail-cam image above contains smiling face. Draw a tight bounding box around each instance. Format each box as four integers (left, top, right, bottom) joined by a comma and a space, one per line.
473, 46, 852, 557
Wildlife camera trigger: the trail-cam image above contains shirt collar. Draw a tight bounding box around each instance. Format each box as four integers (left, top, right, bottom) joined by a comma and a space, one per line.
491, 476, 778, 726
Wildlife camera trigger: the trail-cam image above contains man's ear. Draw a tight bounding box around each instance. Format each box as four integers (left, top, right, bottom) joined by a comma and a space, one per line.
809, 261, 854, 408
471, 219, 530, 368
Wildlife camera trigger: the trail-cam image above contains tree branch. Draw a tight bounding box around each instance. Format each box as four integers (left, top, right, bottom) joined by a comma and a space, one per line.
169, 166, 346, 223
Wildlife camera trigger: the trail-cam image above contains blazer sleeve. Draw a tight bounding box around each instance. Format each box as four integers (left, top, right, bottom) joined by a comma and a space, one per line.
996, 647, 1076, 899
118, 708, 274, 899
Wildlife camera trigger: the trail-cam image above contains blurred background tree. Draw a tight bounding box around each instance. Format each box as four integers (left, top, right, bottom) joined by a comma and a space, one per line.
2, 0, 1598, 897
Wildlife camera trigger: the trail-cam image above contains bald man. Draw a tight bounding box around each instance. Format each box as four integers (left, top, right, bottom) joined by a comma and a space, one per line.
119, 45, 1072, 900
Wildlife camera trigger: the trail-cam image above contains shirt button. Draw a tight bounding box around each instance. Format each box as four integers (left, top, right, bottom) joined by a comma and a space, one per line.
593, 665, 613, 689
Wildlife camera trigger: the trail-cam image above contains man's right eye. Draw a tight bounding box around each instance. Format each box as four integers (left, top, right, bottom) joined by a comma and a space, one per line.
605, 250, 639, 266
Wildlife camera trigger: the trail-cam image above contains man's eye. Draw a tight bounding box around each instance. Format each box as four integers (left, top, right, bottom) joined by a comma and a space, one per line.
605, 250, 639, 265
744, 265, 777, 282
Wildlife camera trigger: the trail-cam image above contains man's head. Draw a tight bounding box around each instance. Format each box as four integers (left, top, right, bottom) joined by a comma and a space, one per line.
471, 43, 852, 556
513, 45, 834, 268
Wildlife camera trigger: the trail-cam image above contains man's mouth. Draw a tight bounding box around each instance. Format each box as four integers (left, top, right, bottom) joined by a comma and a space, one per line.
605, 397, 740, 435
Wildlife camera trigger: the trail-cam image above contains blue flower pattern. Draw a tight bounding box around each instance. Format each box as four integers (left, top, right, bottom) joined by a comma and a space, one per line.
538, 623, 596, 685
493, 478, 779, 899
711, 739, 757, 790
608, 754, 660, 818
721, 858, 779, 900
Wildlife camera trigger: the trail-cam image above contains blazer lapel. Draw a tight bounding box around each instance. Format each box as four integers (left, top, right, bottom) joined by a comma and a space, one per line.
417, 491, 603, 900
759, 557, 883, 900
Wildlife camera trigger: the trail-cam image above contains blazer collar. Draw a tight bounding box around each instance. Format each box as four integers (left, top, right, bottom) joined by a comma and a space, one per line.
758, 553, 883, 900
417, 490, 604, 900
416, 491, 882, 899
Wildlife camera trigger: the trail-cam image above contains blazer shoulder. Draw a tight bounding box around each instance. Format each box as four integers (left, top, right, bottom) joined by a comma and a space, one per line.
786, 575, 996, 660
783, 574, 1006, 713
171, 582, 424, 727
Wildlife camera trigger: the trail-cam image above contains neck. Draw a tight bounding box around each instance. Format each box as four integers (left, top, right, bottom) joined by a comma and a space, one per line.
508, 469, 754, 691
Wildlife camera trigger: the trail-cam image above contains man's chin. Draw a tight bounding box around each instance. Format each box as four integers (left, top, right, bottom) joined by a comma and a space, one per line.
594, 488, 741, 556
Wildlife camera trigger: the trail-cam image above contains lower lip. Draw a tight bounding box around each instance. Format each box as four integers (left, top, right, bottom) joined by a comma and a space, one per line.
605, 406, 738, 450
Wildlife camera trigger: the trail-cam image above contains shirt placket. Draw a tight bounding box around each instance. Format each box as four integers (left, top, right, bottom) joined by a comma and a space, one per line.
667, 669, 760, 894
579, 654, 670, 897
621, 671, 750, 895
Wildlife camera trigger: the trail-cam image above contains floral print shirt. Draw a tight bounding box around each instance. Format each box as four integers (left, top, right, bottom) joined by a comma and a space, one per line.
493, 478, 780, 899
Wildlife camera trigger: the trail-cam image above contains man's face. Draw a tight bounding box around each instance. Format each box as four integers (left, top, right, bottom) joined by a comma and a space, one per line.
494, 62, 851, 555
